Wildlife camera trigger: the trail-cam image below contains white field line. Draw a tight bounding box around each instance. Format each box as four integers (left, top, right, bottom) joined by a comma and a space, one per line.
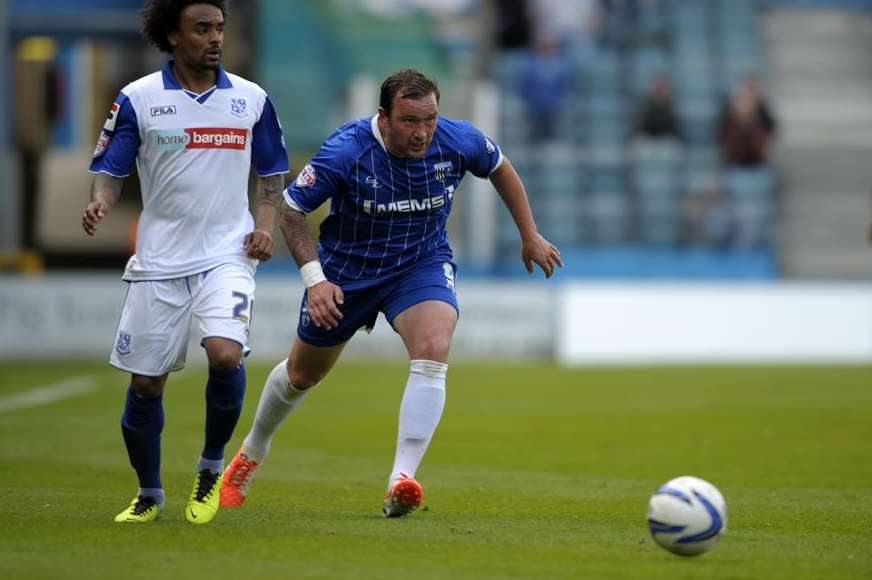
0, 377, 97, 413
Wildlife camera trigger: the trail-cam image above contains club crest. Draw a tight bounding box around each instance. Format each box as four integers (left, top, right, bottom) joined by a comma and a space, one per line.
115, 332, 132, 355
434, 161, 453, 183
230, 98, 247, 118
301, 301, 310, 328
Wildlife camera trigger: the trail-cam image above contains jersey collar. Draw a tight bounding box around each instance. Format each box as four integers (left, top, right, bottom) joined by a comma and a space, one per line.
370, 115, 387, 152
161, 61, 233, 91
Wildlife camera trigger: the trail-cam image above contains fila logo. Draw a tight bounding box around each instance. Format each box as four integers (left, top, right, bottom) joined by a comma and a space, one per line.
151, 105, 177, 117
153, 127, 248, 150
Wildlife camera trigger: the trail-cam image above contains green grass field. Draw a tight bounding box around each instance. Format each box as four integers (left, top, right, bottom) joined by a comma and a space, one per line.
1, 360, 870, 579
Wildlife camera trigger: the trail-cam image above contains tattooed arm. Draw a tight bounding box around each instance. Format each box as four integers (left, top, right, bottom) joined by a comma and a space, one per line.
278, 203, 344, 330
278, 204, 319, 267
243, 174, 286, 261
82, 173, 124, 236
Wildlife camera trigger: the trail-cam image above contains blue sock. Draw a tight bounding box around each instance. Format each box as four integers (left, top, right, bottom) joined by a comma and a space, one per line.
202, 363, 246, 461
121, 386, 164, 490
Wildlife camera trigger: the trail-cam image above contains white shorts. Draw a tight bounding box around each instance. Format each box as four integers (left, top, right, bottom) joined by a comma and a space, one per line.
109, 262, 256, 376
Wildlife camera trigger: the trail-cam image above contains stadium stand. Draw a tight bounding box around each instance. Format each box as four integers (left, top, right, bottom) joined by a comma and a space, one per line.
492, 0, 779, 278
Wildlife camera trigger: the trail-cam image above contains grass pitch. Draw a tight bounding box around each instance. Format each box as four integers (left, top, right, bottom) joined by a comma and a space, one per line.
1, 360, 870, 579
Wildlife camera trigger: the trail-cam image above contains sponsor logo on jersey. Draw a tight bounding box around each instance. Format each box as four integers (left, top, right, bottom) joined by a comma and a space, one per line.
296, 164, 317, 187
187, 127, 248, 149
150, 105, 177, 117
230, 98, 247, 118
153, 127, 248, 151
92, 132, 111, 157
103, 102, 120, 131
362, 194, 445, 215
434, 161, 453, 183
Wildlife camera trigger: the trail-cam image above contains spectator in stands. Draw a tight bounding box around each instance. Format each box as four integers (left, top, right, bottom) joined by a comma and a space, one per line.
516, 37, 571, 141
717, 76, 777, 167
632, 75, 682, 141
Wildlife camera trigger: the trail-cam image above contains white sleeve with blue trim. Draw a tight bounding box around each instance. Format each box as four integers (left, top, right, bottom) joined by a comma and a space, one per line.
251, 96, 289, 176
89, 92, 139, 177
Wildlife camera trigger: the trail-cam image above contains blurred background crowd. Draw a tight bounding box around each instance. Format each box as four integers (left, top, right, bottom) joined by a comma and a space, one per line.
1, 0, 871, 281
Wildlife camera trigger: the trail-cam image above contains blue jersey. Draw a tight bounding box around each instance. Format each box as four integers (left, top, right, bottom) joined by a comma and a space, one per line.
284, 116, 503, 283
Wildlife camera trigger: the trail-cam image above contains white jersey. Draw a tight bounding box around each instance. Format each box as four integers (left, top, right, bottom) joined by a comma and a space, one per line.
90, 62, 288, 281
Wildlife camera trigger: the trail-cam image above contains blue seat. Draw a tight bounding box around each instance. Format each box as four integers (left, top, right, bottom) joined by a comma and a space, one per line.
724, 167, 776, 247
586, 190, 631, 244
724, 167, 775, 199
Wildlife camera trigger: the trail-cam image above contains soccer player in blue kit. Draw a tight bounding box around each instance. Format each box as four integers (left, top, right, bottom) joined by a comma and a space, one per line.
221, 69, 562, 516
82, 0, 288, 524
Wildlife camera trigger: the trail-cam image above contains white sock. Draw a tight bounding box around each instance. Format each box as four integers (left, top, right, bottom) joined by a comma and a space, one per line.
242, 359, 310, 462
389, 359, 447, 486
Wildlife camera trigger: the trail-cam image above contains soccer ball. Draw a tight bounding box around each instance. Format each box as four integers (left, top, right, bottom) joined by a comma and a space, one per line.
646, 475, 727, 556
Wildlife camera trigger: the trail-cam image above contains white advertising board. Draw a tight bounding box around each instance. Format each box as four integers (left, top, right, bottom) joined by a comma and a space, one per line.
0, 276, 553, 362
557, 283, 872, 364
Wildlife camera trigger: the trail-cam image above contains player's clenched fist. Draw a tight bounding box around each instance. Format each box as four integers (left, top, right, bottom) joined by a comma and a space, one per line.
82, 200, 110, 236
244, 229, 275, 261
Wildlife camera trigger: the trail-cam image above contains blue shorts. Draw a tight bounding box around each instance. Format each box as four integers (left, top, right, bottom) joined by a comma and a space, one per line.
297, 260, 459, 347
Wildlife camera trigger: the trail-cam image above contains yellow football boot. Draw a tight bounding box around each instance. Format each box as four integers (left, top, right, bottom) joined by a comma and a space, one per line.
114, 496, 161, 523
185, 469, 222, 524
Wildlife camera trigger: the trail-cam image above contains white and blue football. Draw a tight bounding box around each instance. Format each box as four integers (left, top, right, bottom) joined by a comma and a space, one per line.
647, 475, 728, 556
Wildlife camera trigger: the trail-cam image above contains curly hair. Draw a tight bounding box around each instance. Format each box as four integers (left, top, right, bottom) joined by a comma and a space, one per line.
379, 69, 440, 115
141, 0, 227, 54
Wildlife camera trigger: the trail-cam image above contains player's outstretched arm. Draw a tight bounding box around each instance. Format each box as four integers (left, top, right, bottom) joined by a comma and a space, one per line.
82, 173, 124, 236
489, 158, 563, 278
278, 204, 344, 329
244, 174, 285, 261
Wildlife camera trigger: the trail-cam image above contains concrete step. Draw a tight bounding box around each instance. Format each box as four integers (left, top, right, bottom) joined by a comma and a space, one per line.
764, 8, 872, 278
776, 147, 872, 190
780, 252, 872, 280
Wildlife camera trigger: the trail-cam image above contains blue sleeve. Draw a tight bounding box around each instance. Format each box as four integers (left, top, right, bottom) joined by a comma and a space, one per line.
283, 131, 351, 213
251, 96, 289, 176
89, 92, 139, 176
457, 121, 503, 179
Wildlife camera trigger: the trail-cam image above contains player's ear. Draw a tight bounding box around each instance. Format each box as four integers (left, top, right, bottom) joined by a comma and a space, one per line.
168, 30, 180, 49
377, 107, 388, 122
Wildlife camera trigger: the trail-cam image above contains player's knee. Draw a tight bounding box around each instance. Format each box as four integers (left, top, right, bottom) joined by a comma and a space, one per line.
131, 374, 166, 398
209, 353, 242, 372
206, 342, 243, 371
287, 365, 324, 391
412, 331, 452, 361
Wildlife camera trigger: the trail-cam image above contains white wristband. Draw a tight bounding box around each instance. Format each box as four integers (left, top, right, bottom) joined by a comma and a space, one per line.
300, 261, 327, 288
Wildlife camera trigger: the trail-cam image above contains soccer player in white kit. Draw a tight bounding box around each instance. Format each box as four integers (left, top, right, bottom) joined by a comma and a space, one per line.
219, 69, 562, 517
82, 0, 288, 524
